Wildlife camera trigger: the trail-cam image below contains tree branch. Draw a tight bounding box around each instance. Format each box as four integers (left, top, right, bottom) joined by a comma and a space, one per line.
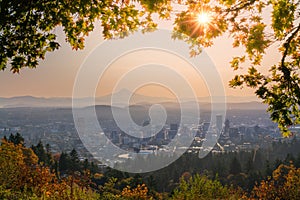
280, 22, 300, 81
225, 0, 256, 13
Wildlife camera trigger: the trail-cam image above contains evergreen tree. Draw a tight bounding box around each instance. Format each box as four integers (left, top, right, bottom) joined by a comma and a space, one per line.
59, 152, 70, 173
69, 148, 80, 172
229, 156, 242, 175
8, 133, 24, 146
83, 158, 90, 170
146, 175, 157, 191
245, 157, 254, 173
31, 141, 52, 166
89, 162, 99, 174
295, 153, 300, 168
265, 160, 273, 177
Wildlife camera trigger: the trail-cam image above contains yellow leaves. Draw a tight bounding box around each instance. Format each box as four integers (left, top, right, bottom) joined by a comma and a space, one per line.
71, 37, 85, 50
232, 32, 246, 47
271, 0, 297, 39
0, 139, 33, 190
252, 164, 300, 199
255, 3, 263, 13
246, 23, 270, 60
171, 174, 235, 200
43, 190, 52, 198
230, 56, 245, 70
172, 2, 228, 56
121, 184, 150, 200
220, 0, 237, 7
94, 172, 103, 179
0, 140, 99, 199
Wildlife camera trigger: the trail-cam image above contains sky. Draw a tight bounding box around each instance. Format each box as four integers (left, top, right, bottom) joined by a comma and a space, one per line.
0, 10, 281, 99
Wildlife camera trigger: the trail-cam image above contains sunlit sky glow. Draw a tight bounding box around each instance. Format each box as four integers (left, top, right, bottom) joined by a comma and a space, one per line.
197, 12, 212, 25
0, 9, 280, 99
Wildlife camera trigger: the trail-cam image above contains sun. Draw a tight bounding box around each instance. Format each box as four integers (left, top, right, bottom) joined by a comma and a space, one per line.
197, 12, 211, 25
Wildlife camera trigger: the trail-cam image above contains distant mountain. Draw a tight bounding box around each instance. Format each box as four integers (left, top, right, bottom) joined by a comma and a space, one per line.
0, 96, 73, 108
193, 95, 261, 103
0, 90, 265, 110
94, 88, 175, 106
134, 101, 267, 111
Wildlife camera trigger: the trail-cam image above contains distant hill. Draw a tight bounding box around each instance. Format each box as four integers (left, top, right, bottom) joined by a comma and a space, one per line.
0, 91, 266, 110
0, 96, 73, 108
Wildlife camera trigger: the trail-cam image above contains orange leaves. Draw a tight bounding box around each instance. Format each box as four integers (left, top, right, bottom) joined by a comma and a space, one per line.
121, 184, 150, 200
0, 139, 35, 190
0, 140, 98, 199
251, 164, 300, 199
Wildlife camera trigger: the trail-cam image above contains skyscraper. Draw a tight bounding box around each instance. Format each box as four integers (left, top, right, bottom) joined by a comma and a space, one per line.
216, 115, 223, 133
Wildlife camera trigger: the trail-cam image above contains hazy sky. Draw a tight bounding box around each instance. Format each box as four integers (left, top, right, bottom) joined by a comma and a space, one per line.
0, 14, 280, 99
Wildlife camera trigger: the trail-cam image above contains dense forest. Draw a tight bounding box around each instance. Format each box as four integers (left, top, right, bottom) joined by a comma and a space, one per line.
1, 133, 300, 199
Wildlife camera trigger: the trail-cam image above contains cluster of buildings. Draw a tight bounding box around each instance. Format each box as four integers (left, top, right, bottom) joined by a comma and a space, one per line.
0, 107, 297, 165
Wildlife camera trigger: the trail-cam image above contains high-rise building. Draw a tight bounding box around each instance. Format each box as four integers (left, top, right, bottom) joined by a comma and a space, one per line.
168, 123, 178, 140
111, 130, 119, 143
223, 119, 230, 137
216, 115, 223, 133
229, 127, 239, 139
170, 123, 178, 131
203, 122, 210, 132
167, 129, 177, 140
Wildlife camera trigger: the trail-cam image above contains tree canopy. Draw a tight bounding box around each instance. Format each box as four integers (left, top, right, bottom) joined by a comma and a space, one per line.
0, 139, 99, 199
2, 133, 300, 199
0, 0, 299, 135
170, 174, 239, 200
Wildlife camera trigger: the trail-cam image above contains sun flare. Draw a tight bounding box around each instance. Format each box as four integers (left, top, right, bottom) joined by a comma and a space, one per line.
197, 12, 211, 25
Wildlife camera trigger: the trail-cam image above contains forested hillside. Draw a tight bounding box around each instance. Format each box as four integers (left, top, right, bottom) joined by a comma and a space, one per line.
1, 133, 300, 199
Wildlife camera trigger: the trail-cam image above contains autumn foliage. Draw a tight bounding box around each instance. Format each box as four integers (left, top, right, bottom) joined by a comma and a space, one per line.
0, 139, 98, 199
121, 184, 150, 200
1, 135, 300, 199
250, 163, 300, 199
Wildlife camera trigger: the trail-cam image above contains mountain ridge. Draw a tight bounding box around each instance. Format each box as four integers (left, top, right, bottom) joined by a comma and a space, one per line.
0, 91, 263, 109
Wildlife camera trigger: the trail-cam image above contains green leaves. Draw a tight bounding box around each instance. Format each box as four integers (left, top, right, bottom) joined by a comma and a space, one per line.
170, 174, 235, 200
229, 67, 264, 88
221, 0, 300, 135
246, 23, 269, 65
0, 0, 171, 72
271, 0, 296, 39
230, 56, 245, 70
0, 0, 62, 72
